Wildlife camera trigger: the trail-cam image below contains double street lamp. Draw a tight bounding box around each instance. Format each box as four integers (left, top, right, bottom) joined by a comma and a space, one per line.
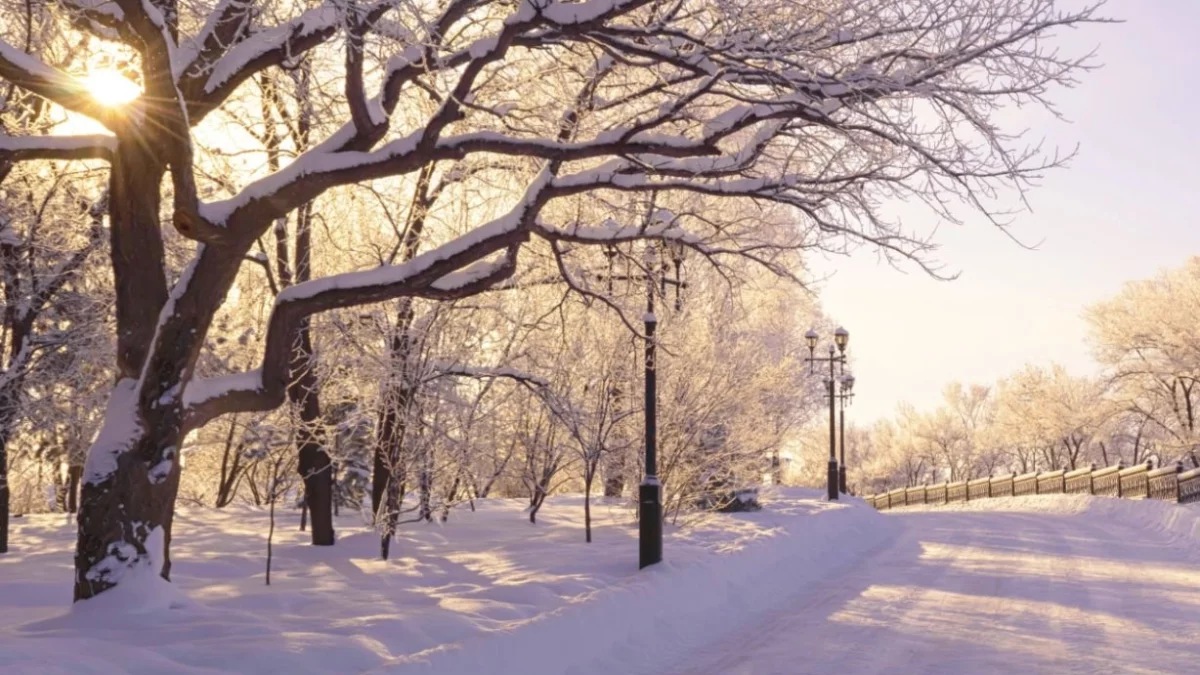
601, 237, 686, 569
805, 327, 849, 501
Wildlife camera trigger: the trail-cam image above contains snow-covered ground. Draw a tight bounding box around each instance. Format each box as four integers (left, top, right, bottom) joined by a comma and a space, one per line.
665, 495, 1200, 675
0, 489, 893, 674
5, 493, 1196, 674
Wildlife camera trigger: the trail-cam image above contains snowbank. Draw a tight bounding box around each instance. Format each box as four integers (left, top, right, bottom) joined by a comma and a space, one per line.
379, 491, 893, 674
0, 489, 892, 675
898, 494, 1200, 557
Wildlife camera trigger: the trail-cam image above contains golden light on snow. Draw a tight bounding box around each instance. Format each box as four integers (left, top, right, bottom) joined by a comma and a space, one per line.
84, 69, 141, 106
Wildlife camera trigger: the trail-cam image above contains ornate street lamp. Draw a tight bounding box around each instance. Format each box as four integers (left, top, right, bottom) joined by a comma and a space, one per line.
593, 235, 686, 570
639, 243, 663, 569
665, 239, 686, 311
805, 327, 850, 500
838, 372, 856, 494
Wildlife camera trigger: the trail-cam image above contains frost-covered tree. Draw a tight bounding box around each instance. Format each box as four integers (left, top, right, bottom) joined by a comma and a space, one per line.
993, 364, 1106, 471
0, 160, 108, 551
0, 0, 1105, 599
1086, 257, 1200, 467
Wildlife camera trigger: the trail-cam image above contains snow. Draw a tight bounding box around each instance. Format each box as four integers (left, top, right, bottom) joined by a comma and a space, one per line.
182, 369, 263, 408
0, 39, 70, 84
63, 0, 125, 21
506, 0, 539, 24
0, 489, 890, 674
468, 36, 500, 59
275, 168, 551, 305
82, 377, 143, 485
147, 447, 176, 485
199, 130, 415, 225
5, 491, 1196, 673
542, 0, 631, 25
903, 492, 1200, 544
203, 4, 340, 95
0, 133, 118, 154
428, 257, 509, 291
663, 495, 1200, 675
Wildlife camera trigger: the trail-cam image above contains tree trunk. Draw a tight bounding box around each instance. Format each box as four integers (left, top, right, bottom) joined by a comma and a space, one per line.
296, 419, 333, 545
602, 452, 625, 498
73, 140, 179, 600
369, 161, 433, 520
374, 298, 420, 561
417, 439, 434, 523
440, 476, 459, 523
75, 422, 184, 601
215, 415, 243, 507
584, 479, 592, 543
67, 465, 82, 514
0, 424, 9, 554
288, 199, 334, 546
529, 486, 545, 524
75, 123, 251, 600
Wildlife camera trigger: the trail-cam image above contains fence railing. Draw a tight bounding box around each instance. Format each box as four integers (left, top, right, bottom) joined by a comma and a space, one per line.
865, 460, 1200, 511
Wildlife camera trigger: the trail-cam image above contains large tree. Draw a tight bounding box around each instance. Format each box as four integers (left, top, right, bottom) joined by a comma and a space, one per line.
1086, 257, 1200, 467
0, 0, 1103, 600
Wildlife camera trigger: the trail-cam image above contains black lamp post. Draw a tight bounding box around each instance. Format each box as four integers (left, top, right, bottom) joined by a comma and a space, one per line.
805, 327, 849, 501
598, 238, 685, 569
837, 373, 855, 494
639, 243, 663, 569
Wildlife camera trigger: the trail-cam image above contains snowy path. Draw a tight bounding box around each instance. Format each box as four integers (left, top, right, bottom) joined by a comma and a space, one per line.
662, 510, 1200, 675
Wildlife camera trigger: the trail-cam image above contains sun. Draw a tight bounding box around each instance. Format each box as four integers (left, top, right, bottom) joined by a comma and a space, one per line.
84, 69, 141, 106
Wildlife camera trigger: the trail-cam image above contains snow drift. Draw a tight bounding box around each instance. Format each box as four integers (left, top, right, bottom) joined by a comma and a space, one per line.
0, 489, 891, 675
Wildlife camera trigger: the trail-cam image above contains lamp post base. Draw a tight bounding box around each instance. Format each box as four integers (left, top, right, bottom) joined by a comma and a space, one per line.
839, 466, 848, 495
639, 478, 663, 569
827, 461, 839, 501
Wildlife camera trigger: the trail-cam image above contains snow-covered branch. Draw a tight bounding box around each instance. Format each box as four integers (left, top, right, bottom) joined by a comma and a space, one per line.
181, 174, 557, 427
0, 40, 113, 125
0, 133, 116, 162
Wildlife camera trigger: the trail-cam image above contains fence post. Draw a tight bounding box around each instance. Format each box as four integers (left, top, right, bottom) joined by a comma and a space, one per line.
987, 475, 993, 498
1177, 461, 1184, 503
1117, 469, 1123, 498
1089, 468, 1094, 495
1034, 472, 1040, 495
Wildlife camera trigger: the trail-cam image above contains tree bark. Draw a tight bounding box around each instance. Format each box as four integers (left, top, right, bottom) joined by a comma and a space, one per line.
602, 452, 625, 497
375, 298, 418, 558
584, 479, 592, 543
75, 128, 244, 600
67, 465, 82, 514
215, 415, 243, 507
0, 423, 9, 554
290, 335, 334, 545
75, 428, 184, 600
370, 162, 433, 519
74, 138, 178, 600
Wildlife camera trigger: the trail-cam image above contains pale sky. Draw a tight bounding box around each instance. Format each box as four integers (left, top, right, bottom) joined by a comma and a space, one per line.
808, 0, 1200, 424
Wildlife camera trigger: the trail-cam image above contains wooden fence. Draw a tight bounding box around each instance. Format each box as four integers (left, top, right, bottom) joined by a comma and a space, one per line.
865, 460, 1200, 511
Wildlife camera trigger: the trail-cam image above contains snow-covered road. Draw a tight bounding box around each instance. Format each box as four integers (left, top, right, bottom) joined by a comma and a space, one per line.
664, 509, 1200, 675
